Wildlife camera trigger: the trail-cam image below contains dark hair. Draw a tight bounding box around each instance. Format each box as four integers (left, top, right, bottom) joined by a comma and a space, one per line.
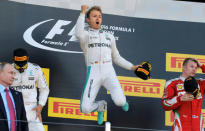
86, 6, 102, 18
0, 62, 11, 71
183, 58, 200, 67
13, 48, 29, 57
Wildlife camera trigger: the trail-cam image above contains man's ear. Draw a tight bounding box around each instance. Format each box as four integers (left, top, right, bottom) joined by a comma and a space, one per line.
86, 18, 90, 24
182, 65, 186, 71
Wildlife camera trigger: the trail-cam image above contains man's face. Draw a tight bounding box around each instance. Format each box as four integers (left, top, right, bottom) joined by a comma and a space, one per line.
0, 64, 15, 87
183, 60, 198, 77
86, 10, 102, 30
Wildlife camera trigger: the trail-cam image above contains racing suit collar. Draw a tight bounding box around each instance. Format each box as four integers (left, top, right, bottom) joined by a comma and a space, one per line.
13, 62, 29, 73
180, 76, 186, 81
89, 28, 103, 33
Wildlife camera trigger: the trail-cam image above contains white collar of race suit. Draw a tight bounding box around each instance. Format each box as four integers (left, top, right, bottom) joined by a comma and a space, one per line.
180, 76, 186, 82
89, 28, 103, 33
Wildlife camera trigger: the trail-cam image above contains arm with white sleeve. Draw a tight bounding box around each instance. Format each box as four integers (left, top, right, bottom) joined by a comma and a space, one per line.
37, 66, 49, 107
32, 66, 49, 122
161, 80, 182, 111
110, 34, 134, 70
75, 13, 88, 41
75, 5, 89, 43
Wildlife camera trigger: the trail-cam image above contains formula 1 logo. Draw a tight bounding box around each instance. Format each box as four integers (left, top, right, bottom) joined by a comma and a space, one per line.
23, 19, 83, 54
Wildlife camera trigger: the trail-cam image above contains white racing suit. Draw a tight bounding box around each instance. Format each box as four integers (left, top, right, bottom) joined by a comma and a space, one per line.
10, 62, 49, 131
75, 13, 133, 114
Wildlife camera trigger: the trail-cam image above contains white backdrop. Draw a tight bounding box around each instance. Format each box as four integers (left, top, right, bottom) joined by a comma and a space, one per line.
9, 0, 205, 23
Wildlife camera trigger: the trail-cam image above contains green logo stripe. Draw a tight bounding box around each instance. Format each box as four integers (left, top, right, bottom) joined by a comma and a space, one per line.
80, 66, 91, 111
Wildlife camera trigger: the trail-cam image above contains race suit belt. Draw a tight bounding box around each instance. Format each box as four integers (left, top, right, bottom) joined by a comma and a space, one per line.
24, 102, 37, 105
89, 60, 111, 65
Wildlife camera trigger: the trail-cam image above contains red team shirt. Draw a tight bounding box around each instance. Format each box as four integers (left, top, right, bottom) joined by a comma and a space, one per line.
161, 65, 205, 131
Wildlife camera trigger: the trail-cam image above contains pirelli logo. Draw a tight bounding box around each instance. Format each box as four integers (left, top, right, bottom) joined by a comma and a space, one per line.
114, 76, 166, 98
166, 53, 205, 73
41, 68, 50, 86
48, 97, 107, 121
165, 109, 205, 127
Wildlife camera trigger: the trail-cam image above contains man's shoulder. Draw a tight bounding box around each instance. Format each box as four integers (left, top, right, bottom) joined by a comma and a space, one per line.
196, 77, 205, 84
165, 77, 182, 87
28, 62, 40, 67
28, 62, 41, 70
167, 77, 181, 82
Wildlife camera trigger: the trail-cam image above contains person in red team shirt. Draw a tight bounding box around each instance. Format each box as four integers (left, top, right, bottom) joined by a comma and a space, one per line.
161, 58, 205, 131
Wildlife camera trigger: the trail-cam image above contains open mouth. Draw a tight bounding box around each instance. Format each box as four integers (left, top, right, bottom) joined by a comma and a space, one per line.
96, 22, 99, 24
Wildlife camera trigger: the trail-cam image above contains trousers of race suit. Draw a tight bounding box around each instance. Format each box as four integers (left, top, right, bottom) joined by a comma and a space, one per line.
172, 114, 204, 131
80, 62, 126, 114
25, 103, 44, 131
